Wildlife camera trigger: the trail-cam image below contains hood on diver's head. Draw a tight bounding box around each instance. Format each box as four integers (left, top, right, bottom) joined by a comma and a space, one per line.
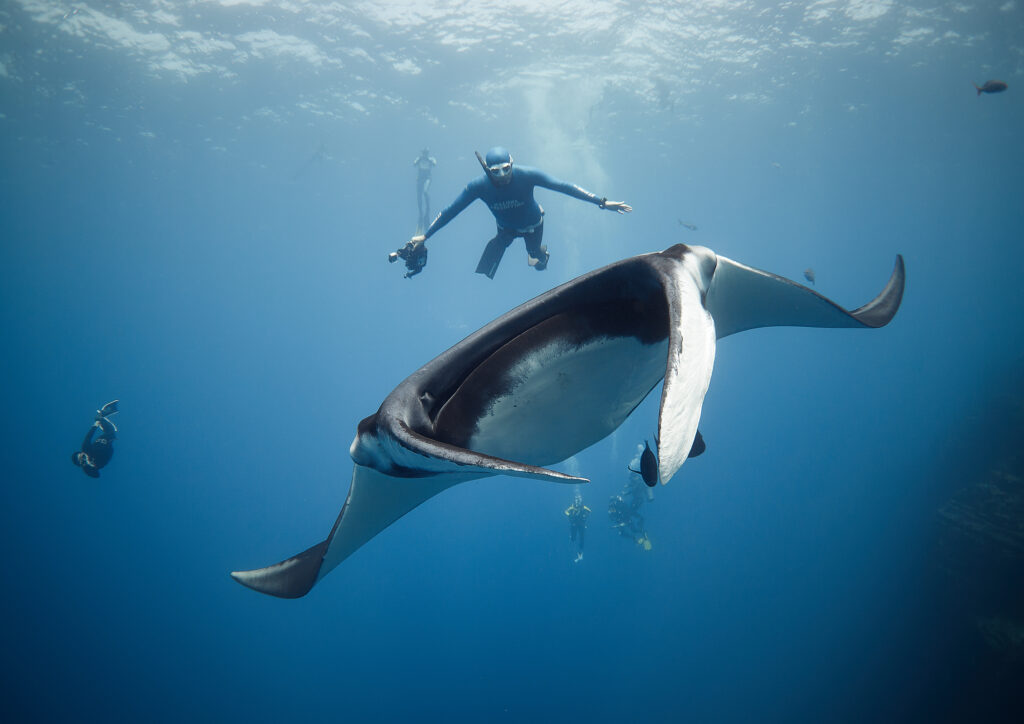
485, 146, 511, 166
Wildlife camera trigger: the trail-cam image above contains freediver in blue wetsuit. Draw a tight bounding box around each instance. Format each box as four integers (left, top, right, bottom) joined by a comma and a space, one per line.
413, 148, 437, 234
407, 146, 631, 279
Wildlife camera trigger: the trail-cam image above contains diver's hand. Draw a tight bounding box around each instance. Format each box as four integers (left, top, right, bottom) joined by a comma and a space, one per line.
603, 200, 632, 214
410, 235, 426, 245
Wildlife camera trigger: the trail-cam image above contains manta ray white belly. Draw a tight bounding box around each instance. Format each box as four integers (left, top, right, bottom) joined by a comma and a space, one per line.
466, 335, 669, 466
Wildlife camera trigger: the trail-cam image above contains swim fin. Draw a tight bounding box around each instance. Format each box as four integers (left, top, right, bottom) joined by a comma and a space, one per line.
476, 236, 510, 279
528, 245, 549, 271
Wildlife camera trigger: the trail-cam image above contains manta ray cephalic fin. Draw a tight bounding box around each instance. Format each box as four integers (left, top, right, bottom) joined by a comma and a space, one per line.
649, 246, 717, 485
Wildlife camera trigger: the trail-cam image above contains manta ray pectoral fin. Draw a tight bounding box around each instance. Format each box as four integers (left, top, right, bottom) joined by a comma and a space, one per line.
705, 253, 905, 338
652, 248, 717, 485
330, 416, 594, 588
233, 418, 589, 598
232, 465, 466, 598
315, 464, 468, 582
232, 448, 583, 599
650, 247, 905, 485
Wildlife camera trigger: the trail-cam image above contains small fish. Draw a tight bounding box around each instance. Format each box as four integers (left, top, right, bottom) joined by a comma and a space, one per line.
804, 268, 816, 285
628, 432, 705, 487
622, 434, 704, 489
973, 80, 1008, 96
678, 220, 698, 231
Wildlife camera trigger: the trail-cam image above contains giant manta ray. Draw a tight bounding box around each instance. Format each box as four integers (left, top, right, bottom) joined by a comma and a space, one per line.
233, 244, 905, 598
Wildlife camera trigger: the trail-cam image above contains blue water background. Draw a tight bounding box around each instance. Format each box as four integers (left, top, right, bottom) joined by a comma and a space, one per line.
2, 2, 1022, 721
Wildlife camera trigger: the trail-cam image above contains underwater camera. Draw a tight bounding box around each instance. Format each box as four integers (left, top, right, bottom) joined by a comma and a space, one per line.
389, 239, 428, 279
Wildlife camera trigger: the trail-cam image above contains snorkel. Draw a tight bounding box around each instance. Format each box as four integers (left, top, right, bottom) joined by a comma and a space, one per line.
475, 150, 497, 186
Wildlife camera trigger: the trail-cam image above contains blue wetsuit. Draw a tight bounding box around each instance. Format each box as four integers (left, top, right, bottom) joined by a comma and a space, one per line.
423, 166, 604, 278
413, 154, 436, 231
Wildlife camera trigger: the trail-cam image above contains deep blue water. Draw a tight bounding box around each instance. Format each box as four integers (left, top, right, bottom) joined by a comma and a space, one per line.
2, 2, 1023, 722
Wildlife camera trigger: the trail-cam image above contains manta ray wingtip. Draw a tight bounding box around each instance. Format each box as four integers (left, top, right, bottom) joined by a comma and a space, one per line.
849, 254, 905, 328
231, 540, 328, 599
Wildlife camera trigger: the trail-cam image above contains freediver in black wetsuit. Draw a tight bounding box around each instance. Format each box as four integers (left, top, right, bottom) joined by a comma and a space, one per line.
71, 400, 119, 479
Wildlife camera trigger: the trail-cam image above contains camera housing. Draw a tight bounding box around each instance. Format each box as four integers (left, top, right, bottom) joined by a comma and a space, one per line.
388, 241, 428, 278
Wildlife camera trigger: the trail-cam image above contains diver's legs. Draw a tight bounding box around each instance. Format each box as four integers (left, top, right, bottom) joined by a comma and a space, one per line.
524, 225, 548, 271
96, 417, 117, 439
94, 400, 119, 435
415, 179, 425, 231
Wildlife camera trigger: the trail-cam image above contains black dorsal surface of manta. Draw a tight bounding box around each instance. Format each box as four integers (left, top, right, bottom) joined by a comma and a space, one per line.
232, 244, 905, 598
